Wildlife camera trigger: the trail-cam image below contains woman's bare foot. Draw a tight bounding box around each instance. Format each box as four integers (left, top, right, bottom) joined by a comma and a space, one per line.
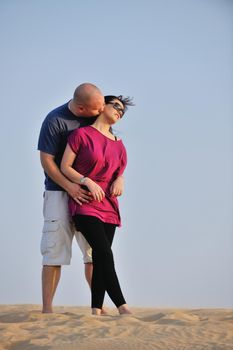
92, 307, 109, 316
118, 304, 132, 315
101, 306, 109, 315
92, 308, 102, 316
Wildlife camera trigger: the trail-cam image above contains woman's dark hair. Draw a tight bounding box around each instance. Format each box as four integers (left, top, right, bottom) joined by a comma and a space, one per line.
104, 95, 134, 115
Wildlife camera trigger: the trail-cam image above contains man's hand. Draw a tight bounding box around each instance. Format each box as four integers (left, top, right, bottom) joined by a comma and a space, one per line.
110, 176, 124, 197
66, 182, 92, 205
40, 152, 92, 205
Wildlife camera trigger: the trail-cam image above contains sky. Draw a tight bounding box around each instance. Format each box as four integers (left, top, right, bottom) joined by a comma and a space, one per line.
0, 0, 232, 309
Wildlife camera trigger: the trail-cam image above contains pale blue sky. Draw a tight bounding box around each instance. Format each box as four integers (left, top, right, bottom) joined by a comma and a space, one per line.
0, 0, 232, 308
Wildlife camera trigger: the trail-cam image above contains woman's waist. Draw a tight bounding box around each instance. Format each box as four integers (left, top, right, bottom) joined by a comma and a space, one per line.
69, 199, 119, 221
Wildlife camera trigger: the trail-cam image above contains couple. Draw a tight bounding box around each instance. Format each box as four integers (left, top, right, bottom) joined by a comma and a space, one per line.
38, 83, 133, 315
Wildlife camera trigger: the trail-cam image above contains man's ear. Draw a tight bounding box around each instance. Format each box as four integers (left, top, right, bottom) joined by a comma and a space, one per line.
77, 104, 85, 113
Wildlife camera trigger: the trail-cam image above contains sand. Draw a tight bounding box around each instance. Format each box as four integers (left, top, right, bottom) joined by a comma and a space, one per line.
0, 305, 232, 350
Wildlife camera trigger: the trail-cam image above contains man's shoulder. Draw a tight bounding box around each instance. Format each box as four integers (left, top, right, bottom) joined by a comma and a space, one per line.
45, 102, 70, 123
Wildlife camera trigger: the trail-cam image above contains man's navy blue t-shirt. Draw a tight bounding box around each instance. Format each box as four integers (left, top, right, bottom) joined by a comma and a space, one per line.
38, 102, 97, 191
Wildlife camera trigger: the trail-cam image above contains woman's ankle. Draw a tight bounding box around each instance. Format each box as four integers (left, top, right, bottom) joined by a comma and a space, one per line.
118, 304, 132, 315
92, 308, 102, 315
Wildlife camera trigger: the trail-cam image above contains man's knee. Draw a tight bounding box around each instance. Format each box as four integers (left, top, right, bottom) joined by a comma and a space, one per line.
75, 231, 92, 263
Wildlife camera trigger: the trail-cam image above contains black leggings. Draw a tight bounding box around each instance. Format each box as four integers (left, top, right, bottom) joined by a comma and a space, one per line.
73, 215, 126, 309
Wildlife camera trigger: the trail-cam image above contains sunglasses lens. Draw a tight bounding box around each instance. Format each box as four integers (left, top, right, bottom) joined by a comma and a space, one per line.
114, 103, 124, 115
108, 102, 124, 117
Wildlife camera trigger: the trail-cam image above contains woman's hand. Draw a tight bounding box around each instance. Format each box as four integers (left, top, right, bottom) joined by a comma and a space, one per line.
85, 178, 105, 202
110, 176, 124, 196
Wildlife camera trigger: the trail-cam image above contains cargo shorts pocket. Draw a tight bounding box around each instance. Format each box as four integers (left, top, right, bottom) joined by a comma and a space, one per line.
40, 220, 64, 256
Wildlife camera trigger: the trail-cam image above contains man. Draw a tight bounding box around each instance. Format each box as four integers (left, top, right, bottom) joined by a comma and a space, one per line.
38, 83, 106, 313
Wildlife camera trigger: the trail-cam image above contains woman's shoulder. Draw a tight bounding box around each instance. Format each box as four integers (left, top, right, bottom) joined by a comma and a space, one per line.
71, 125, 91, 136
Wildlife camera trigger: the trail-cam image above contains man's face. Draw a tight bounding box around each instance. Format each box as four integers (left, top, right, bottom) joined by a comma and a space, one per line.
82, 95, 105, 117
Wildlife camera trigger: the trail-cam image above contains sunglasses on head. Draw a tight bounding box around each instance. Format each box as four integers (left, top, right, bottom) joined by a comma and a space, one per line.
108, 102, 125, 117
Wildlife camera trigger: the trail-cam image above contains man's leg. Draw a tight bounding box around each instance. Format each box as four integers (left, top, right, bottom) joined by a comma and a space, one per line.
84, 262, 93, 288
75, 230, 93, 288
40, 191, 73, 313
42, 265, 61, 313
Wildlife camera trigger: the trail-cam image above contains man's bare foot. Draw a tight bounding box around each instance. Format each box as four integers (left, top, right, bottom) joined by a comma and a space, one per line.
92, 308, 102, 316
42, 308, 53, 314
118, 304, 132, 315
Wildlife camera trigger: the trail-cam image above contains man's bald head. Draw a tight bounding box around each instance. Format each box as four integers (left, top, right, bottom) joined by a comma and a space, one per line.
73, 83, 102, 104
70, 83, 105, 117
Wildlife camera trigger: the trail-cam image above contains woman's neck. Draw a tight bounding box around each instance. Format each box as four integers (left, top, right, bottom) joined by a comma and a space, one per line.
91, 119, 111, 134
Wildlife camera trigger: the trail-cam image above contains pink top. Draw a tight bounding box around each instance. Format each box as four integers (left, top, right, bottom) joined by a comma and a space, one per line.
68, 126, 127, 226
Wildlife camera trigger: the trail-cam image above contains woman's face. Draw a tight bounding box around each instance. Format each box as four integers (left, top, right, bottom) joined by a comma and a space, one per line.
104, 99, 125, 124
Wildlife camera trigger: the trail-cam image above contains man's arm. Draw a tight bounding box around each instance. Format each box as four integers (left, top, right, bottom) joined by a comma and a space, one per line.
40, 151, 91, 203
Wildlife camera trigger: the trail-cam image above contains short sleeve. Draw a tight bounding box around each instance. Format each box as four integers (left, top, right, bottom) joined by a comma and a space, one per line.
38, 118, 61, 155
68, 128, 82, 154
116, 144, 127, 177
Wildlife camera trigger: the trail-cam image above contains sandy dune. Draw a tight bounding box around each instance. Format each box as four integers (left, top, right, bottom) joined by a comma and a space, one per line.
0, 305, 232, 349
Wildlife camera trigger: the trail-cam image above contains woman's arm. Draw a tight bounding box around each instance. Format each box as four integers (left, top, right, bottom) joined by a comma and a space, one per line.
110, 144, 127, 197
60, 144, 84, 184
61, 144, 105, 202
110, 175, 124, 196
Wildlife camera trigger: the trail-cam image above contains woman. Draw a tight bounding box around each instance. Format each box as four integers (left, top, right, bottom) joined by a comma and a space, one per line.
61, 95, 133, 315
